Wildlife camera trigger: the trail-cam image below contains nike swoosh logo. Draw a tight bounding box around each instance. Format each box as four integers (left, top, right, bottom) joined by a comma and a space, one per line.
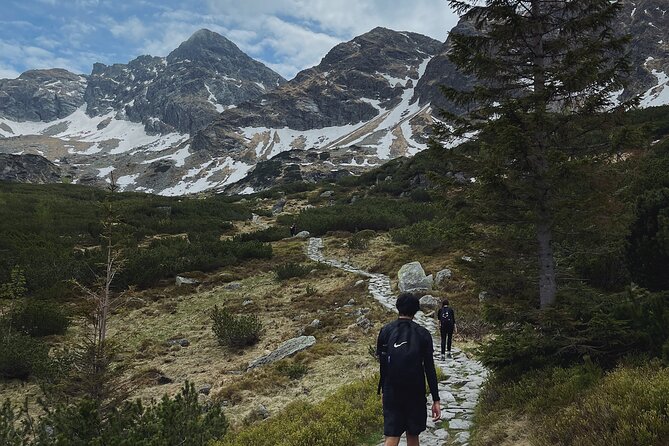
393, 342, 408, 348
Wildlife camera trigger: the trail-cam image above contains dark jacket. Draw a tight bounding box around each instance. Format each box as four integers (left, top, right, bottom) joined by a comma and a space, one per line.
438, 306, 455, 331
376, 318, 440, 403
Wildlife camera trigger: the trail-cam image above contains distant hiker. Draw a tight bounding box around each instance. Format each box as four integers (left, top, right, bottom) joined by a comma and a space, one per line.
290, 223, 297, 237
437, 299, 457, 360
377, 292, 441, 446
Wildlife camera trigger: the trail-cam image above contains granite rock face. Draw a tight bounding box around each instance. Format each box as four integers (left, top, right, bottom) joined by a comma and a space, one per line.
0, 69, 87, 122
85, 29, 286, 134
0, 154, 61, 183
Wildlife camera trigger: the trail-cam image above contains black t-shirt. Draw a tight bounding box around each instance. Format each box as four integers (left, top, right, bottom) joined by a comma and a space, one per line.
438, 306, 455, 331
376, 318, 440, 403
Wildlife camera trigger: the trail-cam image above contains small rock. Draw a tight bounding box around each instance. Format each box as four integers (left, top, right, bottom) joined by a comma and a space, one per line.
256, 404, 270, 419
225, 282, 241, 290
354, 279, 365, 287
167, 338, 190, 347
309, 319, 321, 328
449, 418, 472, 430
295, 230, 311, 239
272, 198, 286, 215
320, 190, 334, 198
199, 384, 212, 395
156, 375, 173, 385
348, 298, 356, 305
461, 255, 473, 262
175, 275, 198, 286
242, 299, 254, 306
356, 316, 372, 330
478, 291, 489, 302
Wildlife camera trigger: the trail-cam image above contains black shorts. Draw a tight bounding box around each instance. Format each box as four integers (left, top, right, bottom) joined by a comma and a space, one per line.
383, 394, 427, 437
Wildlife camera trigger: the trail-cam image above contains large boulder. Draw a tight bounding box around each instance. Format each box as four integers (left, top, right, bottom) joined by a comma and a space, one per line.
434, 269, 453, 288
419, 294, 440, 312
398, 262, 433, 292
295, 230, 311, 239
248, 335, 316, 369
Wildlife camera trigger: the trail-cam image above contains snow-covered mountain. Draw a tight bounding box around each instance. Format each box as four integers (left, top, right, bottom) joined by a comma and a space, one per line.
1, 1, 669, 196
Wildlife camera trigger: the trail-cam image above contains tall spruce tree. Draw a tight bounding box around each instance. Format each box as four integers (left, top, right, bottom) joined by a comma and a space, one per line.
434, 0, 631, 307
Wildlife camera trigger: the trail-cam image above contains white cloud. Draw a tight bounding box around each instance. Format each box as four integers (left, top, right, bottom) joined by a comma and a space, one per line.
2, 0, 460, 80
106, 16, 149, 42
0, 65, 21, 79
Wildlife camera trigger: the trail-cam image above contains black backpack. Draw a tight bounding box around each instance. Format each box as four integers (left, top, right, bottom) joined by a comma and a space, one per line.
378, 321, 422, 394
439, 307, 452, 325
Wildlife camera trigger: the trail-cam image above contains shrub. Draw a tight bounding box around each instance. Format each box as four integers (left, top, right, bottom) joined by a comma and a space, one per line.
0, 382, 228, 445
9, 299, 70, 337
347, 230, 376, 250
235, 226, 290, 243
0, 266, 26, 299
275, 360, 309, 380
537, 365, 669, 446
211, 306, 262, 349
275, 262, 311, 281
219, 376, 382, 446
288, 198, 438, 236
479, 287, 669, 377
0, 329, 50, 379
391, 219, 469, 253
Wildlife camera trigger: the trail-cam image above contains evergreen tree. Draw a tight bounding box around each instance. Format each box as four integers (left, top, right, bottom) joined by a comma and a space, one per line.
434, 0, 632, 307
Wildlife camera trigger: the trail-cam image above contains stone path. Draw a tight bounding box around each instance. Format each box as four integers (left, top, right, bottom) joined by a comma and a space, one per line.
307, 238, 488, 446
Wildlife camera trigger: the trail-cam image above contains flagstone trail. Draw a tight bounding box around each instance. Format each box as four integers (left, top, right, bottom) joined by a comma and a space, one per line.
307, 237, 488, 446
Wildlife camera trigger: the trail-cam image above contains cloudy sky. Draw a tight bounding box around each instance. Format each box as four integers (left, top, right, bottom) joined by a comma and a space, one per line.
1, 0, 460, 80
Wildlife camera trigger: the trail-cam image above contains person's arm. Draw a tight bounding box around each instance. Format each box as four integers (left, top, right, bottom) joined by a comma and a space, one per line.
376, 327, 386, 395
423, 330, 440, 402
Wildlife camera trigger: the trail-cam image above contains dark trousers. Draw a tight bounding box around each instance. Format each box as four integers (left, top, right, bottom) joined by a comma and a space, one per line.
440, 328, 453, 355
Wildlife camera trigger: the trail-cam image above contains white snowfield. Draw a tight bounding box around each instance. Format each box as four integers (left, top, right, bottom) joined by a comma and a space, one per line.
0, 106, 188, 155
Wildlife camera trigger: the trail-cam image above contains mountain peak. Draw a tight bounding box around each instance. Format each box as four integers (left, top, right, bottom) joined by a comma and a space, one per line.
167, 28, 242, 62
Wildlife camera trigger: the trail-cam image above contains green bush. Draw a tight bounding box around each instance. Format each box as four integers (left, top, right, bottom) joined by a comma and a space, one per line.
286, 198, 438, 236
0, 329, 50, 379
0, 382, 227, 446
391, 218, 469, 253
479, 287, 669, 377
235, 226, 290, 243
275, 360, 309, 380
211, 306, 262, 349
347, 230, 376, 250
219, 376, 382, 446
9, 300, 69, 337
537, 365, 669, 446
627, 188, 669, 291
275, 262, 311, 281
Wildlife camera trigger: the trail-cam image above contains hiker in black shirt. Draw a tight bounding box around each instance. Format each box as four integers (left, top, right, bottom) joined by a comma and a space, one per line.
437, 299, 456, 360
377, 292, 441, 446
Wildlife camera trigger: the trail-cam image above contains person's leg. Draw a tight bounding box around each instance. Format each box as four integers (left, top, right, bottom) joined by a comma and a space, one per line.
384, 437, 401, 446
440, 329, 446, 356
447, 329, 453, 353
406, 434, 420, 446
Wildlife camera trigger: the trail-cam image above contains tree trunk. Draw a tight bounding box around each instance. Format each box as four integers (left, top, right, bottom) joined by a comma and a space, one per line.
537, 218, 557, 308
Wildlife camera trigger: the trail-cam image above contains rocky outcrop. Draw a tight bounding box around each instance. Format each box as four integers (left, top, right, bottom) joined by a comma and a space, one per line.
247, 335, 316, 369
85, 29, 286, 134
0, 154, 61, 183
0, 69, 86, 122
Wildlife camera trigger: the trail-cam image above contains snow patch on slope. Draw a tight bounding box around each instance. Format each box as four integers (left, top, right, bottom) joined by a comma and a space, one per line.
0, 106, 188, 154
641, 70, 669, 107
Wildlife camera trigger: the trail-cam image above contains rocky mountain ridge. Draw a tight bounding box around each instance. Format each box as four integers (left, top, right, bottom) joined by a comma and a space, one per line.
1, 1, 668, 195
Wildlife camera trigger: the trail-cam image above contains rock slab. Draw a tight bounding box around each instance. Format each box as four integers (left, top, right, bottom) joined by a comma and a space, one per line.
248, 335, 316, 369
